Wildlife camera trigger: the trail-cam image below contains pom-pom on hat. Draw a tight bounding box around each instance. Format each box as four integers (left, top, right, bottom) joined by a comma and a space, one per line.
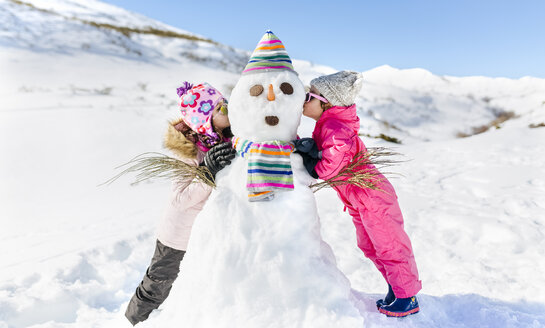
310, 71, 363, 107
242, 30, 296, 75
176, 82, 224, 149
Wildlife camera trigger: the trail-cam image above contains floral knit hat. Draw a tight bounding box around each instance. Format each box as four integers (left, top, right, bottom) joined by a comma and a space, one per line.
176, 82, 225, 150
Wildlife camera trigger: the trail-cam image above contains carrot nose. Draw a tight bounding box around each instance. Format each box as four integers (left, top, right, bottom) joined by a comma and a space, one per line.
267, 84, 275, 101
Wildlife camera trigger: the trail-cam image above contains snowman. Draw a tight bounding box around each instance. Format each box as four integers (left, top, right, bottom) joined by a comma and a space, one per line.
145, 31, 363, 328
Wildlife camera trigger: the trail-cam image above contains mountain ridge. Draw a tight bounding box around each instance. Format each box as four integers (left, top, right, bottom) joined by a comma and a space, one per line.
2, 0, 544, 143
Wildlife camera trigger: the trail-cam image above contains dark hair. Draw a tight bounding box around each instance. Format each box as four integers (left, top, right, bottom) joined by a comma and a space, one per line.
320, 95, 333, 111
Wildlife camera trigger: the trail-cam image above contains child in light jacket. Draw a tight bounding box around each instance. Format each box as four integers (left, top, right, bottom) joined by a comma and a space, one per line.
295, 71, 422, 318
125, 82, 236, 325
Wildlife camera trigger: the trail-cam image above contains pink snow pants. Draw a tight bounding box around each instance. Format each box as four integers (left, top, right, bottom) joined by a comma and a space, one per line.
339, 181, 422, 298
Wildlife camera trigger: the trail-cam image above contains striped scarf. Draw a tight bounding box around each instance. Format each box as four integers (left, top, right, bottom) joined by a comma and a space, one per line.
232, 137, 295, 202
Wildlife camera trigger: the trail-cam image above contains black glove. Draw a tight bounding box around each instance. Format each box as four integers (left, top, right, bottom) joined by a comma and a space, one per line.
298, 153, 319, 179
201, 141, 236, 179
293, 138, 320, 179
293, 138, 320, 159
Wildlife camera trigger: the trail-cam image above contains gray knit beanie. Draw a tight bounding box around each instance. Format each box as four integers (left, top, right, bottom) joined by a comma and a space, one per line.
310, 70, 363, 107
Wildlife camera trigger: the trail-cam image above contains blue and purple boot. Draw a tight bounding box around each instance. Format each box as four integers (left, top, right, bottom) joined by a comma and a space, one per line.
376, 284, 395, 309
379, 295, 420, 317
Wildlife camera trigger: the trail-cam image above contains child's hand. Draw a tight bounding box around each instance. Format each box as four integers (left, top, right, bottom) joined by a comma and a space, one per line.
294, 138, 321, 159
293, 138, 320, 179
202, 142, 236, 178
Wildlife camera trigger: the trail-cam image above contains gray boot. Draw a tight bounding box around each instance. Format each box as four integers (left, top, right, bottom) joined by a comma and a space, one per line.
125, 239, 186, 326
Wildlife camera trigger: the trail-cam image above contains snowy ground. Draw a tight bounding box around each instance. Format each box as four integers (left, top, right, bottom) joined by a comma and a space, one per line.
2, 0, 545, 327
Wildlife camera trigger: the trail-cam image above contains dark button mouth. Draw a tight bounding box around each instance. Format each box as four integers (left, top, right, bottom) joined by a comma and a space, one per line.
265, 116, 279, 126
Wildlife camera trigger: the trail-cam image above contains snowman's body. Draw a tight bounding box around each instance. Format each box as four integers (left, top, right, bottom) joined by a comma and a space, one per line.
146, 34, 363, 327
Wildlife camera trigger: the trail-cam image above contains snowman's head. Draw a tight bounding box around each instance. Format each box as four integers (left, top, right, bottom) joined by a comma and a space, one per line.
229, 70, 305, 142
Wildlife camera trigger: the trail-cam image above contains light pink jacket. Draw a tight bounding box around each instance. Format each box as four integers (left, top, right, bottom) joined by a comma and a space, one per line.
156, 122, 213, 251
313, 104, 421, 298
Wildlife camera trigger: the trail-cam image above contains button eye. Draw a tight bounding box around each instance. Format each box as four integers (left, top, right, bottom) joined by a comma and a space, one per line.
280, 82, 293, 95
250, 85, 264, 96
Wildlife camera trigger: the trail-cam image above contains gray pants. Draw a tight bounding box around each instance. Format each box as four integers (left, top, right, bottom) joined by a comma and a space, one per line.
125, 239, 186, 326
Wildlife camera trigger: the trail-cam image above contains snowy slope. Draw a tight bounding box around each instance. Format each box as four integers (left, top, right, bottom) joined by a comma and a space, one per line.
0, 0, 249, 72
358, 65, 545, 142
1, 0, 545, 327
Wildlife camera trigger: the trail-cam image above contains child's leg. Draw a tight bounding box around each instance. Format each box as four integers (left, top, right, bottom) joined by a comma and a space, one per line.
357, 202, 421, 299
349, 208, 388, 279
125, 239, 186, 325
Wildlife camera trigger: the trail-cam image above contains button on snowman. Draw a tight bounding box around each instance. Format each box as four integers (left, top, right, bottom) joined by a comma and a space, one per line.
147, 31, 363, 328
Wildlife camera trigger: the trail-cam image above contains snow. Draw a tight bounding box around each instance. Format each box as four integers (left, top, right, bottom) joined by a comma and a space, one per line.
142, 155, 363, 328
1, 0, 545, 327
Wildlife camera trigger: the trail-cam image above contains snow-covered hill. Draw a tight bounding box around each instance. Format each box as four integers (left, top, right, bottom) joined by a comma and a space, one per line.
359, 65, 545, 142
1, 0, 250, 71
1, 0, 545, 327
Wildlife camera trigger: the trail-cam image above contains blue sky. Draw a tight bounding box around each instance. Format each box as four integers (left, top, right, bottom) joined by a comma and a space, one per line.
103, 0, 545, 78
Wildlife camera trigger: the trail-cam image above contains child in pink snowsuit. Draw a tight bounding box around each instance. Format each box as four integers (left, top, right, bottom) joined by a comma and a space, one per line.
297, 71, 422, 318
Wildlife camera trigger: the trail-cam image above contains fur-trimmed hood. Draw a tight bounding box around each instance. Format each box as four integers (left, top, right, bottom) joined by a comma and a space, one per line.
163, 118, 199, 161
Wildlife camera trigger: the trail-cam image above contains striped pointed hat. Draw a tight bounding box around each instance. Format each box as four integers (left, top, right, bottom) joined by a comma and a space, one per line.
242, 30, 296, 75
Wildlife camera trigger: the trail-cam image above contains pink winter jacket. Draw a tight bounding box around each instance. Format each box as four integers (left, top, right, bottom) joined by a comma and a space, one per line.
312, 104, 397, 211
156, 121, 213, 251
312, 105, 422, 297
